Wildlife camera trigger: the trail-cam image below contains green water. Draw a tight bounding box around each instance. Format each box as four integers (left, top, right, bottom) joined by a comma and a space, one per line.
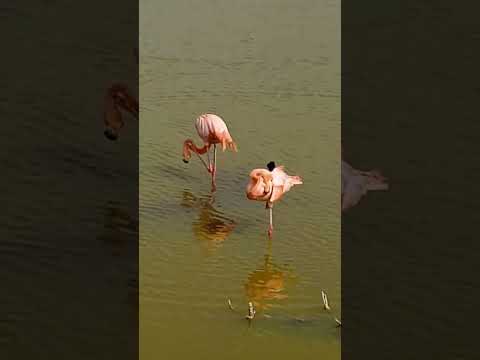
140, 0, 340, 358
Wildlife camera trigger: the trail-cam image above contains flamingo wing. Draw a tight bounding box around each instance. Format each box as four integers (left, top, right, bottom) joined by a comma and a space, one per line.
269, 185, 285, 203
341, 160, 388, 211
269, 166, 302, 203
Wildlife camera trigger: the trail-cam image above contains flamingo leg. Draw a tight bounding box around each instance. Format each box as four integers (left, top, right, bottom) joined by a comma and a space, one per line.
213, 144, 217, 177
268, 207, 273, 238
194, 151, 210, 172
211, 144, 217, 192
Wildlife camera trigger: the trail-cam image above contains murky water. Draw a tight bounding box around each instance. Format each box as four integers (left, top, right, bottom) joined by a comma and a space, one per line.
140, 0, 340, 358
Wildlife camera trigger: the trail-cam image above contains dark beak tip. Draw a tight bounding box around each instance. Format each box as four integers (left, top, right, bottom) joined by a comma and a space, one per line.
183, 159, 189, 164
104, 130, 118, 141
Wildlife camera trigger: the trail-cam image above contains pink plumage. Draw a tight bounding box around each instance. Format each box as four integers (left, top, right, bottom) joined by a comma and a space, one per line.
246, 165, 302, 238
182, 113, 237, 192
194, 114, 237, 151
341, 149, 388, 211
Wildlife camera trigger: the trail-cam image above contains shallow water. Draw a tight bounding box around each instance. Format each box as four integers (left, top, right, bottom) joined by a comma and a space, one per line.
140, 0, 340, 358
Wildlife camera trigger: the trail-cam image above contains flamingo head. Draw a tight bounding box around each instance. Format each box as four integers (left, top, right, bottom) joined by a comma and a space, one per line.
267, 161, 276, 171
104, 128, 119, 141
182, 140, 193, 163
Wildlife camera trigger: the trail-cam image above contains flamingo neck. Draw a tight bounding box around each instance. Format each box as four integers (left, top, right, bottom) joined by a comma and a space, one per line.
183, 139, 208, 160
252, 170, 273, 193
107, 84, 139, 119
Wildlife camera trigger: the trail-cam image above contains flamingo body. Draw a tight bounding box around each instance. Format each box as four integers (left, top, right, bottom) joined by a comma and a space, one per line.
195, 114, 236, 151
246, 164, 302, 237
182, 113, 237, 191
341, 159, 388, 211
269, 166, 303, 203
103, 83, 138, 141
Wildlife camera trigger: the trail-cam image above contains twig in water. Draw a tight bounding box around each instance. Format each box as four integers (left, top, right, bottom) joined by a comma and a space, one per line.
335, 317, 342, 327
227, 298, 235, 312
322, 290, 331, 311
245, 302, 256, 320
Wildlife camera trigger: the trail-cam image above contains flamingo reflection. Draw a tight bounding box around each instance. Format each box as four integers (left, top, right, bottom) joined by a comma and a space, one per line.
98, 201, 138, 308
244, 242, 295, 311
99, 201, 138, 254
181, 191, 236, 254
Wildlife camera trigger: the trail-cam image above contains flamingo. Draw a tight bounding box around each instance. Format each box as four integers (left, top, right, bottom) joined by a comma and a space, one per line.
103, 48, 139, 141
182, 113, 237, 192
341, 146, 388, 211
103, 83, 139, 141
246, 161, 303, 238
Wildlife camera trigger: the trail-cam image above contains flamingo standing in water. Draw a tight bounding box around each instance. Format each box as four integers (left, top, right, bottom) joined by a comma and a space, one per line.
246, 162, 303, 238
103, 83, 139, 140
341, 146, 388, 211
182, 113, 237, 192
103, 49, 139, 141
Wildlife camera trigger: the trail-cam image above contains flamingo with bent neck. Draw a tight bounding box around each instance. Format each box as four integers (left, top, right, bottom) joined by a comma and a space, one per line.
182, 113, 237, 192
103, 83, 139, 141
341, 146, 389, 211
246, 162, 303, 238
102, 48, 139, 141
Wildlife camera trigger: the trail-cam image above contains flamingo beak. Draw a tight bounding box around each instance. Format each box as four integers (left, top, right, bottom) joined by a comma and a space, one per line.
104, 128, 118, 141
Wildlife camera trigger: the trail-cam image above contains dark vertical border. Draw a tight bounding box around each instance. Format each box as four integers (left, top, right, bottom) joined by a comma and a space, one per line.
343, 1, 480, 359
2, 2, 138, 358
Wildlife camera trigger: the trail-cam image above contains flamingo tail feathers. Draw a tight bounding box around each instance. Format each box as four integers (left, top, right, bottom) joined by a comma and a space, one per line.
366, 174, 388, 191
366, 182, 389, 191
289, 175, 303, 185
221, 138, 238, 152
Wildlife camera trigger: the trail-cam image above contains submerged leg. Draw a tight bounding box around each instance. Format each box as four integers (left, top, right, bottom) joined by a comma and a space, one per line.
268, 207, 273, 238
211, 144, 217, 192
213, 144, 217, 179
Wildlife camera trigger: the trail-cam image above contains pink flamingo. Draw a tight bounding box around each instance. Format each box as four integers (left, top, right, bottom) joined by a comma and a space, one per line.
246, 162, 303, 238
341, 146, 388, 211
103, 49, 139, 141
182, 113, 237, 191
103, 83, 139, 141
